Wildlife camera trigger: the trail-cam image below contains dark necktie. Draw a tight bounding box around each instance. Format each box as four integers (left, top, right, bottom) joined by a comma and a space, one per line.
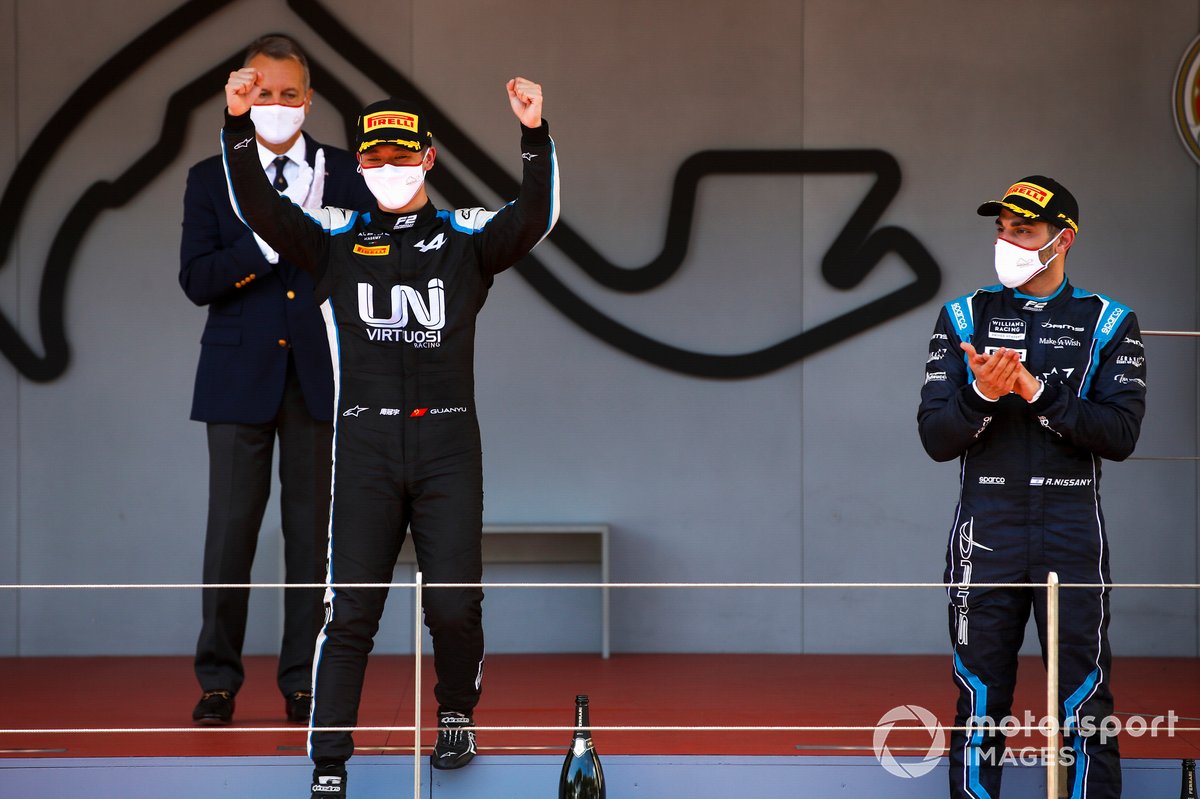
272, 156, 289, 190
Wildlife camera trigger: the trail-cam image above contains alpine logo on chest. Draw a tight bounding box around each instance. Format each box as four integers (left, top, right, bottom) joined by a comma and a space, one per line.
357, 278, 446, 348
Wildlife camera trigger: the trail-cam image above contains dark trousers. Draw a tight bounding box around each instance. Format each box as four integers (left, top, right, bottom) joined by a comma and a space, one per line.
308, 426, 484, 766
946, 518, 1120, 799
194, 365, 332, 697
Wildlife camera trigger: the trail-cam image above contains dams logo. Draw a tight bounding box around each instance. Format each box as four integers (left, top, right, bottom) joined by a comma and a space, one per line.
1173, 33, 1200, 166
0, 0, 941, 382
353, 243, 390, 256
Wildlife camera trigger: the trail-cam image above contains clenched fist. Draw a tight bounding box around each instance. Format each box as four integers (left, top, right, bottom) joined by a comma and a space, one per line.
225, 67, 264, 116
506, 77, 543, 128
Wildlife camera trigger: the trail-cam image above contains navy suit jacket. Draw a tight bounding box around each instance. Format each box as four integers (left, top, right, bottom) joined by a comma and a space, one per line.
180, 132, 375, 423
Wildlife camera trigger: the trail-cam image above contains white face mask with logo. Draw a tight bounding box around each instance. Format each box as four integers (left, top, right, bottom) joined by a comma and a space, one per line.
360, 161, 427, 210
994, 227, 1065, 289
250, 103, 307, 145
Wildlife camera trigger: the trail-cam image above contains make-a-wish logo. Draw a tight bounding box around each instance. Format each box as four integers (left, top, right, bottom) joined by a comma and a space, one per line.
0, 0, 940, 382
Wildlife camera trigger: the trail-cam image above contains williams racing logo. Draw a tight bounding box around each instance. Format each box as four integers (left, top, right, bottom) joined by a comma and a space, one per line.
988, 318, 1026, 341
357, 279, 446, 348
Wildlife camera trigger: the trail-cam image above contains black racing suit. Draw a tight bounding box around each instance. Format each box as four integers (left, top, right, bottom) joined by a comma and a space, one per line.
222, 108, 559, 765
918, 278, 1146, 799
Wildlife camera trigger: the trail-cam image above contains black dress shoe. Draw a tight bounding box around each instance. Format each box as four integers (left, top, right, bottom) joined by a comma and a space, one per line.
192, 690, 234, 725
286, 690, 312, 723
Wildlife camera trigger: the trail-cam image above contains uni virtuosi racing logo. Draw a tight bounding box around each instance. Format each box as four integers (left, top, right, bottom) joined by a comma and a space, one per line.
1174, 33, 1200, 166
357, 280, 446, 347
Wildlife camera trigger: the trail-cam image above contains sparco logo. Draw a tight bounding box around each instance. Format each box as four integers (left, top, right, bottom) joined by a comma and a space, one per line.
1100, 307, 1124, 336
358, 279, 446, 347
978, 476, 1005, 485
951, 302, 967, 332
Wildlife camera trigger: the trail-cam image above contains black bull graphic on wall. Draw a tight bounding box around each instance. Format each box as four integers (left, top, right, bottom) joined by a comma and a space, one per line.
0, 0, 941, 382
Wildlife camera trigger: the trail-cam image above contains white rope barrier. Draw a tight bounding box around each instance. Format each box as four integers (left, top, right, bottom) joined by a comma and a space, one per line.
4, 581, 1198, 590
7, 724, 1200, 735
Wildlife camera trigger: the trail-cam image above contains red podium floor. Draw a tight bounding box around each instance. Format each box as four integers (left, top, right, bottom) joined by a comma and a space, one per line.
1, 654, 1197, 760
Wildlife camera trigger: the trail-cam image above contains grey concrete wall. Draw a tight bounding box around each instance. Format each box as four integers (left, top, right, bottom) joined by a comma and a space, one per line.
1, 0, 1197, 658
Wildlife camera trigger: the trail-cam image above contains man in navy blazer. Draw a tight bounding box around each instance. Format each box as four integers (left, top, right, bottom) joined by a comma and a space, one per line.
179, 34, 374, 726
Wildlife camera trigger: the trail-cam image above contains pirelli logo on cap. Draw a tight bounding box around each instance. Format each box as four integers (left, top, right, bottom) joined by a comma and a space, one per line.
1004, 181, 1053, 208
353, 244, 391, 256
362, 111, 418, 133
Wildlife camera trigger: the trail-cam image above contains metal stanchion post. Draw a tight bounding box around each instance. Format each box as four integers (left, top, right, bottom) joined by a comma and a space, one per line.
1046, 571, 1062, 799
414, 571, 423, 799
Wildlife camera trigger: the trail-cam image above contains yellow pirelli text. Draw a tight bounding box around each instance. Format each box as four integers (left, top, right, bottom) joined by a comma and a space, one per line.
353, 244, 391, 256
363, 111, 419, 133
1004, 182, 1053, 207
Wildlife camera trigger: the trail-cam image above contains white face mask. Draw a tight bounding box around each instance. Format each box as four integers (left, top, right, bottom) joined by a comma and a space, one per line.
250, 103, 306, 145
994, 228, 1064, 289
360, 162, 426, 210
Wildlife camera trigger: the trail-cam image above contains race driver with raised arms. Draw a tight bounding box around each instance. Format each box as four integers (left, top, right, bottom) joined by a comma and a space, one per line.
222, 67, 559, 798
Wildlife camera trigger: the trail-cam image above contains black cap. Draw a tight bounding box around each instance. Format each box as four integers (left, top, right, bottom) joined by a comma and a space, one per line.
355, 98, 433, 153
976, 175, 1079, 232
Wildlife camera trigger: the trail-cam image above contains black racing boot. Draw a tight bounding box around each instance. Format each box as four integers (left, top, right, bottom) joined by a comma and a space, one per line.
431, 710, 476, 770
311, 764, 347, 797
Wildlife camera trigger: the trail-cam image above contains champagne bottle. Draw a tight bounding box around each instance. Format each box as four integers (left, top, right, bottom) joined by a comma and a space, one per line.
1182, 759, 1197, 799
559, 694, 605, 799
